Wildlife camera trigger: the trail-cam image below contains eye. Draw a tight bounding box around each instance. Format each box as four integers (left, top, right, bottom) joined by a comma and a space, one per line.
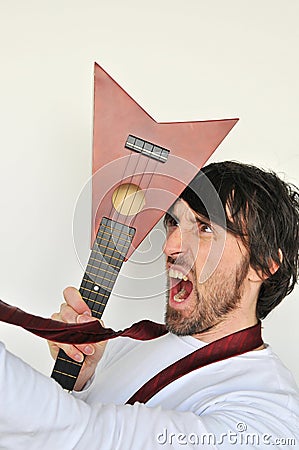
164, 213, 179, 229
196, 220, 213, 234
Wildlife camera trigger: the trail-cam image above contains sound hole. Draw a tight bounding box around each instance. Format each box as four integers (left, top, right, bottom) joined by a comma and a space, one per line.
112, 183, 145, 216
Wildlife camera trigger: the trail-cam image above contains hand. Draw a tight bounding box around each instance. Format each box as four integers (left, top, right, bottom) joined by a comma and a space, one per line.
48, 286, 107, 391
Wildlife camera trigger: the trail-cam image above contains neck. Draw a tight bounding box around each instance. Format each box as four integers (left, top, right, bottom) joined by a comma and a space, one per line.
192, 293, 261, 345
192, 315, 258, 344
193, 278, 263, 344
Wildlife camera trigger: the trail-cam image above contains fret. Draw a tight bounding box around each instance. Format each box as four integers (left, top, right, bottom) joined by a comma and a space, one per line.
83, 287, 109, 301
92, 246, 125, 262
81, 287, 108, 301
90, 249, 124, 264
86, 263, 116, 277
90, 308, 105, 316
94, 244, 128, 259
51, 217, 135, 390
81, 294, 106, 307
99, 229, 130, 244
81, 280, 109, 297
81, 278, 110, 295
83, 277, 114, 292
95, 234, 130, 249
57, 356, 82, 367
89, 256, 120, 271
81, 289, 110, 306
86, 262, 118, 282
101, 222, 135, 238
125, 135, 170, 163
52, 370, 77, 379
84, 301, 106, 316
90, 245, 120, 264
87, 260, 119, 277
84, 271, 114, 291
86, 261, 116, 275
82, 267, 115, 284
51, 352, 84, 390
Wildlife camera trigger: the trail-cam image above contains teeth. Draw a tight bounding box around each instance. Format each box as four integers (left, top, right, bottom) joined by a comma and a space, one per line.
169, 269, 188, 281
173, 288, 187, 302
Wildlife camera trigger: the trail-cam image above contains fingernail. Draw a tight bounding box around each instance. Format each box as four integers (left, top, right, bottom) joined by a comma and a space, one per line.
83, 311, 91, 316
77, 314, 93, 323
74, 353, 84, 362
84, 345, 94, 355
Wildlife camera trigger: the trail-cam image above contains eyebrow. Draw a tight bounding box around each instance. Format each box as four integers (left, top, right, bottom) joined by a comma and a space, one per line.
194, 213, 212, 225
164, 205, 212, 227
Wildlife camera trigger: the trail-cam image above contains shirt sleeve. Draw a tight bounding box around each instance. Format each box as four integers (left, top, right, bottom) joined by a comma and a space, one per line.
0, 342, 215, 450
1, 342, 298, 450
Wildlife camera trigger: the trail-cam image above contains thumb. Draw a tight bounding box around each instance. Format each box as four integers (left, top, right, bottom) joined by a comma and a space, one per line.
77, 314, 98, 324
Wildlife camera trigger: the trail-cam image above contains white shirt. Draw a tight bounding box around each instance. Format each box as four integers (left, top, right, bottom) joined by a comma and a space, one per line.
0, 332, 298, 450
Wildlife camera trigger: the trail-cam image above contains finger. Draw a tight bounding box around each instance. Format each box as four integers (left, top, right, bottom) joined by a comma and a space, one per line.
76, 315, 105, 328
52, 306, 79, 324
55, 342, 85, 363
75, 343, 96, 356
63, 286, 91, 316
48, 332, 94, 360
72, 313, 100, 355
57, 303, 82, 324
48, 337, 85, 363
77, 314, 98, 325
51, 312, 61, 321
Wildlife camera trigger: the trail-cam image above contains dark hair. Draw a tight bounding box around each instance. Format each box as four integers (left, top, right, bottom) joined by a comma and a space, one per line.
180, 161, 299, 319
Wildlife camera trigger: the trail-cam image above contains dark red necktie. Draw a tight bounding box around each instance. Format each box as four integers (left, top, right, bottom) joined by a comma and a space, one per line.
0, 299, 263, 404
0, 299, 167, 342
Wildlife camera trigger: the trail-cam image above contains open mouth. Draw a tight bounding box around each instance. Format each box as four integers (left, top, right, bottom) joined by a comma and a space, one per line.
169, 268, 193, 303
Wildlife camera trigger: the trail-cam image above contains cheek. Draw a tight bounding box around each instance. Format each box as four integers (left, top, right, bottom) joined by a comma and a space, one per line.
221, 238, 247, 267
194, 236, 227, 284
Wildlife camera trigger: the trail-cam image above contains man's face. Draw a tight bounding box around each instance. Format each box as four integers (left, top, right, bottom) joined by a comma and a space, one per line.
163, 199, 250, 335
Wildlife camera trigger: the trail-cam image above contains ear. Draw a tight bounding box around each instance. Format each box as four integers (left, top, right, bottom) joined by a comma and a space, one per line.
268, 248, 283, 275
247, 266, 265, 283
248, 249, 283, 282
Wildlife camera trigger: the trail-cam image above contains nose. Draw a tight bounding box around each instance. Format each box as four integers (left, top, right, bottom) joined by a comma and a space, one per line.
163, 226, 183, 258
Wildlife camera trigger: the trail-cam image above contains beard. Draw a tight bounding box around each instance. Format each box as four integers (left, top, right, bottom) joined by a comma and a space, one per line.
165, 255, 250, 336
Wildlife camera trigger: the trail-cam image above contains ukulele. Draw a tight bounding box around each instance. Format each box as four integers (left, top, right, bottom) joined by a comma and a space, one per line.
51, 63, 238, 390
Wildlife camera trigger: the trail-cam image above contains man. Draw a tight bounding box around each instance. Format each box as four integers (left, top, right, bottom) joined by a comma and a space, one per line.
0, 161, 299, 449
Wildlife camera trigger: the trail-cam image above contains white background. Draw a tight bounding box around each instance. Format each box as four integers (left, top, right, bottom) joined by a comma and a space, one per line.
0, 0, 298, 383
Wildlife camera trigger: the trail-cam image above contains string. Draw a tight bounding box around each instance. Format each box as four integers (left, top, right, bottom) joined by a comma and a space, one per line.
130, 147, 164, 229
110, 142, 167, 246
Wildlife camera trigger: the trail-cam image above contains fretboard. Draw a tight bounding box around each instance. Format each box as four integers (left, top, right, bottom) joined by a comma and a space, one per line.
51, 217, 135, 390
